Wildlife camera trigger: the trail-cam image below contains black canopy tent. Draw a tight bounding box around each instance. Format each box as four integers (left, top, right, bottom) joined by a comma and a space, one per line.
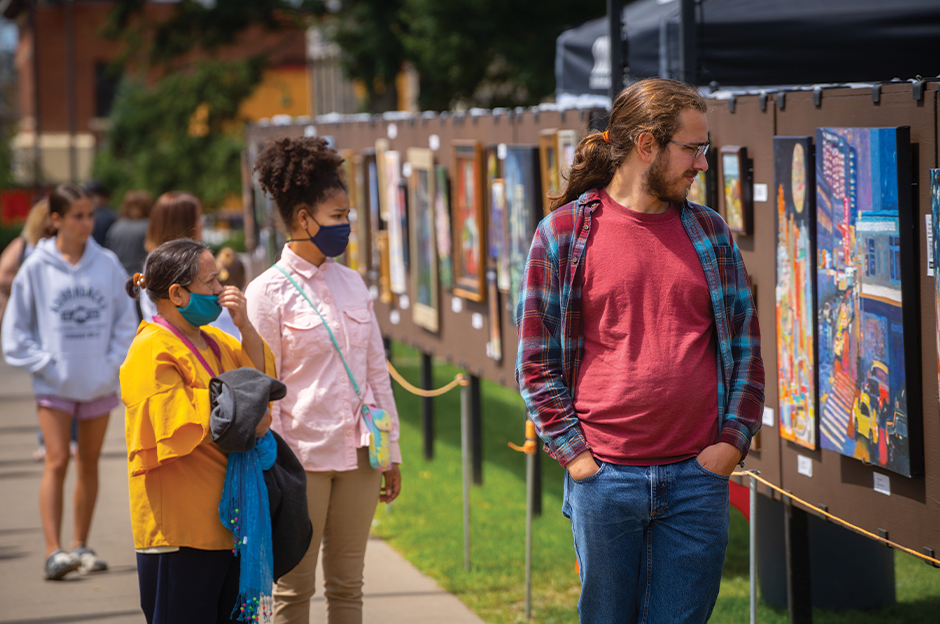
556, 0, 940, 99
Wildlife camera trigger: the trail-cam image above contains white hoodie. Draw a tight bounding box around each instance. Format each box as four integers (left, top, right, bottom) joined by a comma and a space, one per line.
1, 236, 137, 402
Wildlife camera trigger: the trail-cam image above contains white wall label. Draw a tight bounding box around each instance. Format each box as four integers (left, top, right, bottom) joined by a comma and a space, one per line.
753, 183, 768, 203
471, 313, 484, 329
402, 162, 412, 178
797, 455, 813, 478
368, 285, 379, 300
429, 134, 440, 151
399, 294, 410, 310
304, 125, 317, 137
762, 406, 775, 427
874, 473, 891, 496
387, 123, 398, 139
389, 310, 401, 325
497, 143, 507, 160
451, 297, 463, 314
926, 215, 934, 277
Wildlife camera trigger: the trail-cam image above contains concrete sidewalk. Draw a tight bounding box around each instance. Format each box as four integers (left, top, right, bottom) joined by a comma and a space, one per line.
0, 359, 484, 623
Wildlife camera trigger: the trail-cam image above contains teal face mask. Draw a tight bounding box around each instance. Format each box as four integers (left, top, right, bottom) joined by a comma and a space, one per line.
178, 289, 223, 327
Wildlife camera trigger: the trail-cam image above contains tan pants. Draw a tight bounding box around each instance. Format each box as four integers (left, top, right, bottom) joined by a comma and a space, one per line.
273, 448, 382, 624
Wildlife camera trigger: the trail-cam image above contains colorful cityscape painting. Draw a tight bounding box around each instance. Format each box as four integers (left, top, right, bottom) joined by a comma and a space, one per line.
931, 170, 940, 415
774, 137, 816, 449
815, 127, 914, 476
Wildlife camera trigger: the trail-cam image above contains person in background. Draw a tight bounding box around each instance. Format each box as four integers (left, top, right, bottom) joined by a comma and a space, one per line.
516, 78, 764, 623
1, 184, 137, 581
84, 180, 116, 247
106, 190, 153, 277
210, 247, 246, 340
247, 136, 402, 624
121, 238, 274, 624
140, 191, 203, 321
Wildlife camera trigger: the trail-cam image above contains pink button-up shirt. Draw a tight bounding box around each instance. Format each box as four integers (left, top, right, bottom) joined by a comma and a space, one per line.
246, 245, 401, 472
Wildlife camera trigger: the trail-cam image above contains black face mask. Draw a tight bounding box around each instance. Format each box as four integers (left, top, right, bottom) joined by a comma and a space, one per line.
288, 216, 351, 257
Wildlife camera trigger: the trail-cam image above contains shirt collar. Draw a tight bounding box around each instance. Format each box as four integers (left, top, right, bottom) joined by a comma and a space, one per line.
281, 244, 331, 280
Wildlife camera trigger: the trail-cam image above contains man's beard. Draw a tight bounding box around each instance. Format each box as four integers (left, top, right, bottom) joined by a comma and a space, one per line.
642, 149, 696, 204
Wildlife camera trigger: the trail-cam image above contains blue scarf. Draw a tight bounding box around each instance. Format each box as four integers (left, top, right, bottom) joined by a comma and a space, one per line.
219, 431, 277, 622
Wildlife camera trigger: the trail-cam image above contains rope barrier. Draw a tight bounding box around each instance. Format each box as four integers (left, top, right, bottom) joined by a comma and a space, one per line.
733, 470, 940, 567
386, 360, 469, 397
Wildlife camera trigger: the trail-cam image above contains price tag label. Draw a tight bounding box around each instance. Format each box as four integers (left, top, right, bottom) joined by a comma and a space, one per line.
762, 406, 775, 427
368, 285, 379, 300
451, 297, 463, 314
399, 294, 410, 309
874, 473, 891, 496
304, 125, 317, 137
471, 313, 484, 329
497, 143, 507, 160
389, 310, 400, 325
797, 455, 813, 478
387, 123, 398, 139
429, 134, 440, 151
402, 162, 412, 178
753, 183, 768, 203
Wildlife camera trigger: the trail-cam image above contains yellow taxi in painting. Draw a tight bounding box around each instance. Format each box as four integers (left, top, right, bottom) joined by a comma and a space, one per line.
853, 361, 889, 443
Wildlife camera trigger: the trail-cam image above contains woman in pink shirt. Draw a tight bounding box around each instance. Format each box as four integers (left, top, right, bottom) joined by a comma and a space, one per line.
246, 136, 402, 624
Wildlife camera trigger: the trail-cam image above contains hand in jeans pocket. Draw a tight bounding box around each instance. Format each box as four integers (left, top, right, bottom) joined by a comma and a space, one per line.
566, 451, 600, 481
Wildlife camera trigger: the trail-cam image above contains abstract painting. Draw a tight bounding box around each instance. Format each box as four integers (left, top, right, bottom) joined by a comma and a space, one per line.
774, 136, 816, 450
489, 179, 511, 292
816, 127, 920, 477
434, 166, 454, 291
451, 140, 486, 302
384, 151, 407, 295
505, 146, 541, 321
407, 148, 439, 332
931, 169, 940, 416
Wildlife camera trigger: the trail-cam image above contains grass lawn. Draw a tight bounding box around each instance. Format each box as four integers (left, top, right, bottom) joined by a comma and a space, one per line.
374, 344, 940, 623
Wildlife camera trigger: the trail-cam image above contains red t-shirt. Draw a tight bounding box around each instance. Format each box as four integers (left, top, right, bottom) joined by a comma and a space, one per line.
573, 190, 718, 465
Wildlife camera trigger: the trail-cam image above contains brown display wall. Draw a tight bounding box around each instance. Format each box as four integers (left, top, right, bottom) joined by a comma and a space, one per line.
244, 84, 940, 559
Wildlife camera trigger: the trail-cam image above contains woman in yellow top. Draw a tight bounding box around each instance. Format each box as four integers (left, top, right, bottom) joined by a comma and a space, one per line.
120, 239, 276, 624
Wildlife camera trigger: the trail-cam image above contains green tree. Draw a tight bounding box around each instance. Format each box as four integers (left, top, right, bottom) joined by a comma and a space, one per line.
93, 59, 265, 209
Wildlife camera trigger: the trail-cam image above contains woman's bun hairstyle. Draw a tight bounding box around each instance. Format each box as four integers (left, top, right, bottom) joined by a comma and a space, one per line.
252, 136, 347, 230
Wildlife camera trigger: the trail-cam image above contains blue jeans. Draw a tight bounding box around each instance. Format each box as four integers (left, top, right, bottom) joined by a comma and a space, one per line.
563, 457, 730, 624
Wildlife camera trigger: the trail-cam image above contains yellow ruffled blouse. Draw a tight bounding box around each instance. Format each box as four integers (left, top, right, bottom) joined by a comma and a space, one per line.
120, 320, 276, 550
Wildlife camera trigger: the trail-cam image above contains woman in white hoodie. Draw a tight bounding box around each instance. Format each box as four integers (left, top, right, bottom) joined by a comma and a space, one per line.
1, 184, 137, 581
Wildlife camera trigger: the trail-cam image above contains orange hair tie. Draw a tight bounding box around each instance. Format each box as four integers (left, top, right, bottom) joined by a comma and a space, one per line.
133, 272, 147, 289
602, 130, 610, 144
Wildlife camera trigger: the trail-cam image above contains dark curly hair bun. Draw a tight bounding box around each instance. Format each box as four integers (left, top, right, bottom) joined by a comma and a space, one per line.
253, 136, 347, 230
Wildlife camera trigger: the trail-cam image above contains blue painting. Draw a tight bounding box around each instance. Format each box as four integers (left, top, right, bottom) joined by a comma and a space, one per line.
505, 147, 541, 323
816, 127, 913, 476
931, 170, 940, 417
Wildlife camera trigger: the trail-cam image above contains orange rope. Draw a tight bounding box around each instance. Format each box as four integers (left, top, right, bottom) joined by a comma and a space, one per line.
386, 360, 468, 397
733, 470, 940, 567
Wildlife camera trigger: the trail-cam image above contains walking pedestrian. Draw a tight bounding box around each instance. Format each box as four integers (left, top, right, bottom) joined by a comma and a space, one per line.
246, 136, 402, 624
121, 238, 275, 624
84, 179, 116, 247
1, 184, 137, 580
106, 190, 153, 277
139, 191, 203, 321
515, 78, 765, 624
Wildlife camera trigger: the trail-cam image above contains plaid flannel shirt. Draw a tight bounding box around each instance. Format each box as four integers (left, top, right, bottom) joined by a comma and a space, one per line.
515, 189, 765, 467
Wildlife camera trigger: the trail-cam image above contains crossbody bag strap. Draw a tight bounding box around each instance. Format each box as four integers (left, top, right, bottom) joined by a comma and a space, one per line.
152, 315, 224, 377
273, 264, 366, 406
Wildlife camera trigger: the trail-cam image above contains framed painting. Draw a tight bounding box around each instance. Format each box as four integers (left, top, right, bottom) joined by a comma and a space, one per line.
687, 145, 717, 208
720, 146, 751, 234
932, 169, 940, 416
338, 150, 359, 272
375, 139, 389, 221
451, 140, 486, 302
384, 150, 407, 295
505, 146, 541, 321
539, 129, 560, 216
489, 178, 511, 293
353, 152, 369, 276
486, 269, 502, 362
434, 166, 454, 291
556, 129, 578, 192
774, 136, 817, 450
363, 150, 382, 279
407, 148, 439, 333
815, 126, 921, 477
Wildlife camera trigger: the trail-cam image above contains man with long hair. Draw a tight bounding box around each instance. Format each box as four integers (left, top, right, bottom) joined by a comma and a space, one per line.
515, 78, 764, 623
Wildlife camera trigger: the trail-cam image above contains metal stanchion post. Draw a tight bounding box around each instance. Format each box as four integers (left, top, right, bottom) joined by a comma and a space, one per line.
460, 376, 471, 571
750, 472, 759, 624
509, 420, 538, 619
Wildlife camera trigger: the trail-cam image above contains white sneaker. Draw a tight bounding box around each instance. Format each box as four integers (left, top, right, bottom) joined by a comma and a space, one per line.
72, 547, 108, 573
43, 549, 80, 580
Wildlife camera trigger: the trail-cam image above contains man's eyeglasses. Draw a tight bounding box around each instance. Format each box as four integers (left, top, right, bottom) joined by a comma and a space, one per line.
670, 140, 709, 159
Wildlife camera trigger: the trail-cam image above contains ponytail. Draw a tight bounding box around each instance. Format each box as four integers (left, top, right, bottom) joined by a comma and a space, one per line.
549, 131, 615, 211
